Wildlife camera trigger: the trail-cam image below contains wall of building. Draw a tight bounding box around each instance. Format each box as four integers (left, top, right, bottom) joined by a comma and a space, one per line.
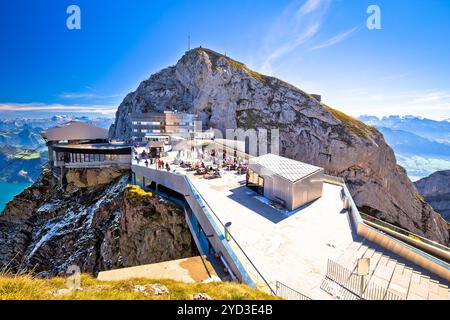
248, 162, 293, 209
265, 175, 293, 209
248, 163, 324, 211
291, 170, 324, 210
131, 112, 197, 141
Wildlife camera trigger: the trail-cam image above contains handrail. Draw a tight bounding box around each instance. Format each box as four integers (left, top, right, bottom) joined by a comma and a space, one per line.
184, 176, 276, 295
324, 259, 404, 300
275, 281, 312, 300
322, 174, 450, 274
324, 174, 450, 253
360, 212, 450, 255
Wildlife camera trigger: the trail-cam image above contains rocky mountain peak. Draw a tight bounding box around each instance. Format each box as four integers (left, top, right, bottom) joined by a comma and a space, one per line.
109, 47, 449, 245
415, 170, 450, 221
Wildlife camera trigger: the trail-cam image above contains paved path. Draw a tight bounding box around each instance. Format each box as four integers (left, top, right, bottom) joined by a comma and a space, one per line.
97, 256, 219, 283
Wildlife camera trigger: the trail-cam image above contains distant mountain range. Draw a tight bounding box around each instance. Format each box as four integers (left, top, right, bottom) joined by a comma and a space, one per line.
358, 115, 450, 180
359, 115, 450, 144
0, 116, 114, 183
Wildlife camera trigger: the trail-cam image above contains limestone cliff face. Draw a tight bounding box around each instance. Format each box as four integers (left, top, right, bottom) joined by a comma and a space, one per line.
0, 169, 196, 276
109, 47, 449, 245
415, 170, 450, 221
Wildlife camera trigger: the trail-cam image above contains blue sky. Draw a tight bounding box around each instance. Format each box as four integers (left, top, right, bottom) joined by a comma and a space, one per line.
0, 0, 449, 119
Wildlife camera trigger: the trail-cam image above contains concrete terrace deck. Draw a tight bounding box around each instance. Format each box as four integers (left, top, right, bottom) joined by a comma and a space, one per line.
131, 160, 449, 299
188, 170, 354, 300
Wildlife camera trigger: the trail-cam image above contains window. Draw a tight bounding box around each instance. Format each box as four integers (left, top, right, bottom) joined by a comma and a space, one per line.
247, 169, 264, 195
105, 154, 118, 161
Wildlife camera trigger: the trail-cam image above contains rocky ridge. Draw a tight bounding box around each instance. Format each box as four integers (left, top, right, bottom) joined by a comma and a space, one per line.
0, 169, 196, 275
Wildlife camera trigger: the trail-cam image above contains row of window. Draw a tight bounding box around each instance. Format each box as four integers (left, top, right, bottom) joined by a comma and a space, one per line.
247, 169, 264, 188
132, 128, 192, 133
57, 152, 119, 163
131, 121, 194, 126
132, 121, 162, 125
144, 137, 170, 143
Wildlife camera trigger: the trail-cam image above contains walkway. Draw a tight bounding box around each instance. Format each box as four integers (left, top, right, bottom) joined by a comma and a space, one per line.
97, 256, 219, 283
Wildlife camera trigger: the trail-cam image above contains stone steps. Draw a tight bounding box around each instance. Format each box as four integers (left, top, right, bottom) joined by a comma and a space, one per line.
330, 241, 449, 300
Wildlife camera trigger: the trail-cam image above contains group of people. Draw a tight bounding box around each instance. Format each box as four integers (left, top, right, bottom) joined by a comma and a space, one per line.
133, 145, 171, 171
132, 143, 247, 175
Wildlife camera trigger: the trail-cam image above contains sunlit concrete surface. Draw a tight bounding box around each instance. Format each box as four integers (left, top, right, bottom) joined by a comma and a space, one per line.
188, 170, 354, 299
97, 256, 219, 283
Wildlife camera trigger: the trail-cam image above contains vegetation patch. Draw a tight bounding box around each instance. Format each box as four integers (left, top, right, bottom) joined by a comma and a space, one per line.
126, 184, 153, 200
225, 58, 268, 84
323, 104, 378, 140
13, 150, 41, 160
0, 273, 277, 300
415, 192, 426, 204
196, 48, 269, 84
236, 109, 264, 130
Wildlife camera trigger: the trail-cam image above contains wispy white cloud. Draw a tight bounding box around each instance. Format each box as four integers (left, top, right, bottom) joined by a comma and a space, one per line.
324, 88, 450, 120
59, 92, 123, 100
0, 103, 117, 114
59, 92, 96, 99
261, 23, 321, 73
298, 0, 324, 15
411, 91, 450, 104
310, 26, 359, 50
259, 0, 332, 74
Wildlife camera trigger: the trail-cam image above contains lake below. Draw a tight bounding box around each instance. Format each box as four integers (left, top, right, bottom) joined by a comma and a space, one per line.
0, 181, 31, 212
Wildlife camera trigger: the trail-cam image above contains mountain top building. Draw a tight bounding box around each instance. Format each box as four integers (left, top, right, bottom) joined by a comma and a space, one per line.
41, 121, 131, 177
247, 153, 324, 210
130, 111, 198, 142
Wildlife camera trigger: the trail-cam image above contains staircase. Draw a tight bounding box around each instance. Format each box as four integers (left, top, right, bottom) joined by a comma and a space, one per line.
321, 241, 450, 300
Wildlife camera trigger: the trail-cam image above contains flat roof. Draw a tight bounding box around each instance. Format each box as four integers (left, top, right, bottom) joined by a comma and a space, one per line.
249, 154, 323, 183
130, 112, 197, 119
41, 121, 108, 141
53, 143, 131, 154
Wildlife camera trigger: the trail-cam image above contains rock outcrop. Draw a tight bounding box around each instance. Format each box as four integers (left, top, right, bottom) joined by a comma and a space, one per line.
0, 169, 196, 276
415, 170, 450, 221
109, 47, 449, 245
65, 168, 124, 188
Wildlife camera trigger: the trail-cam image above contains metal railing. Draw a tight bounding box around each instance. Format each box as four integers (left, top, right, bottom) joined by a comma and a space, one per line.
323, 259, 404, 300
275, 281, 312, 300
323, 174, 363, 226
184, 176, 276, 295
323, 174, 450, 272
322, 174, 345, 186
360, 212, 450, 258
